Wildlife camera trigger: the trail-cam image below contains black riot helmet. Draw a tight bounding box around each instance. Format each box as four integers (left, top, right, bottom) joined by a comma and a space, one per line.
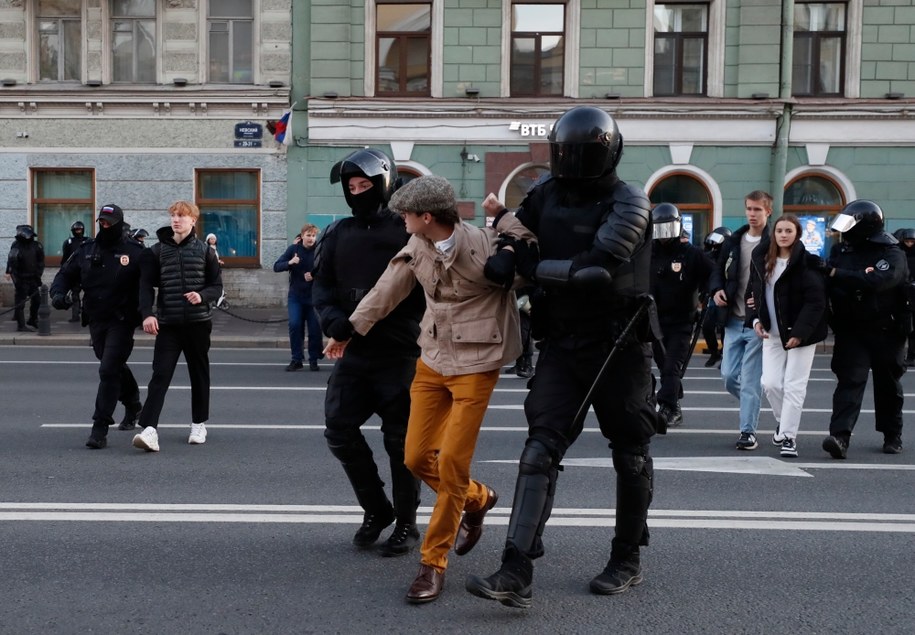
704, 226, 732, 248
130, 228, 149, 243
330, 148, 398, 214
651, 203, 682, 240
548, 106, 623, 180
70, 221, 85, 237
894, 227, 915, 242
15, 224, 36, 241
831, 199, 884, 242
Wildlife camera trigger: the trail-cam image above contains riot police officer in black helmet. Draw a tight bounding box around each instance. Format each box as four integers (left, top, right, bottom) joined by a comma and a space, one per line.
823, 200, 908, 458
312, 148, 425, 557
5, 224, 44, 331
650, 203, 714, 429
467, 106, 660, 607
701, 226, 732, 365
62, 221, 89, 322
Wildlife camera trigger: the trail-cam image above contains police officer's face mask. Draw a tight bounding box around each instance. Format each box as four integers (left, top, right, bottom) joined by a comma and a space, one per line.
349, 185, 383, 219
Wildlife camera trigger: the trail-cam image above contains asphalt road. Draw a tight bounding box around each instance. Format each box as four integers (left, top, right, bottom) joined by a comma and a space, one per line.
1, 345, 913, 634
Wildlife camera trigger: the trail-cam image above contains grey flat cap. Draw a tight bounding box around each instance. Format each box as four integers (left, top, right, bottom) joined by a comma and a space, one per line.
389, 175, 456, 214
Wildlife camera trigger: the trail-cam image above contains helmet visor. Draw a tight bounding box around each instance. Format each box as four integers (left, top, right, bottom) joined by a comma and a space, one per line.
653, 220, 682, 240
550, 143, 610, 179
705, 232, 725, 246
830, 213, 857, 233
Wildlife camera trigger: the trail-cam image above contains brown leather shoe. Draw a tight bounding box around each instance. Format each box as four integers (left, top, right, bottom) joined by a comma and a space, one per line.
405, 564, 444, 604
454, 486, 498, 556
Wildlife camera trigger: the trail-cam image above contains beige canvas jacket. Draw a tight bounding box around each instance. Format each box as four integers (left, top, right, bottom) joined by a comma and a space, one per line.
348, 213, 536, 376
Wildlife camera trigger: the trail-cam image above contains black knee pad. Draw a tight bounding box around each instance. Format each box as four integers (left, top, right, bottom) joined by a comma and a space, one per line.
519, 438, 555, 477
611, 447, 651, 480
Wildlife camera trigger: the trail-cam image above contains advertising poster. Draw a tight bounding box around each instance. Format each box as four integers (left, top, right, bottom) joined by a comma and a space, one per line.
799, 216, 827, 256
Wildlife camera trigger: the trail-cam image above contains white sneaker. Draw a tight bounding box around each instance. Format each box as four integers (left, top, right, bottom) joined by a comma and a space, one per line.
132, 426, 160, 452
188, 422, 207, 445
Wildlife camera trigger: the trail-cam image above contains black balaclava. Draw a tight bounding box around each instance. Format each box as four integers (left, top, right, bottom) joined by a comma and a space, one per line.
345, 174, 385, 220
96, 221, 124, 248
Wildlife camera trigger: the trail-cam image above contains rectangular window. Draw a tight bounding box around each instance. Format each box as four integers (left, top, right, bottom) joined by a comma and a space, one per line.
111, 0, 156, 83
793, 2, 846, 97
38, 0, 82, 82
196, 169, 260, 267
510, 3, 564, 97
208, 0, 254, 83
376, 3, 431, 96
653, 3, 708, 96
31, 169, 95, 263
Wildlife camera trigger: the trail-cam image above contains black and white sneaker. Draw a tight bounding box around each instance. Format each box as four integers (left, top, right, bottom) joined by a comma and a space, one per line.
780, 437, 798, 458
736, 432, 758, 451
772, 424, 784, 446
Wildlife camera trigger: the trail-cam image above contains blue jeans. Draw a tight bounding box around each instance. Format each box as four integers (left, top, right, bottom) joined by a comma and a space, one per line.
721, 316, 763, 434
288, 296, 323, 363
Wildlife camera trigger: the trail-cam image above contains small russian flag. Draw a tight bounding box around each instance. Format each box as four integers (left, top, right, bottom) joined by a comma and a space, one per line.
271, 107, 292, 145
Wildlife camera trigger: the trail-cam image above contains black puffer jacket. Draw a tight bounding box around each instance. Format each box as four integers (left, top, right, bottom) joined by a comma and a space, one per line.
748, 239, 828, 348
140, 227, 223, 325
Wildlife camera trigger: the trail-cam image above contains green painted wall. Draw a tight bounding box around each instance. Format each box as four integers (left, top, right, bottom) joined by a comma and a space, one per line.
861, 2, 915, 97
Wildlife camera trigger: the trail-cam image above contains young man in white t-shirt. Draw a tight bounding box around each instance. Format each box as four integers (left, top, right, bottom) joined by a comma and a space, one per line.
710, 191, 772, 450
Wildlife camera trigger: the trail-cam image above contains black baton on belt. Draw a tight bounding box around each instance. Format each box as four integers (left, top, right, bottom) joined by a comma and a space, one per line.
572, 294, 656, 429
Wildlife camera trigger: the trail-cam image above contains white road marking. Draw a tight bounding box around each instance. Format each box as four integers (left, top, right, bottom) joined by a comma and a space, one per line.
0, 502, 912, 531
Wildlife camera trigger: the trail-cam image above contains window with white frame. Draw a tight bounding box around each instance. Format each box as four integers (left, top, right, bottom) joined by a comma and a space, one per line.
510, 3, 565, 97
645, 0, 723, 98
38, 0, 82, 82
793, 2, 846, 97
375, 2, 432, 96
653, 3, 708, 96
208, 0, 254, 84
110, 0, 156, 83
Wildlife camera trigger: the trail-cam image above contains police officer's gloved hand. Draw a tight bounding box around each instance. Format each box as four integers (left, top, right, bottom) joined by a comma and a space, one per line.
51, 293, 72, 310
483, 248, 516, 289
327, 318, 355, 341
534, 260, 613, 290
513, 240, 540, 281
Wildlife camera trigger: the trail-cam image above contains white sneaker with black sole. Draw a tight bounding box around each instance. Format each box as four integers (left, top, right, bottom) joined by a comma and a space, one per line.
188, 422, 207, 445
132, 426, 160, 452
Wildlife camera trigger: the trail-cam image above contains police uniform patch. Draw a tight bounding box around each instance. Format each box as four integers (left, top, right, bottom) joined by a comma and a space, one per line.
671, 262, 682, 273
120, 255, 130, 266
876, 259, 889, 271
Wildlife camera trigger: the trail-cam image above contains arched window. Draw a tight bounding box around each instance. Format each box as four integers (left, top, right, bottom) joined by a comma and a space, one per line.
784, 173, 845, 257
648, 172, 712, 246
504, 164, 549, 209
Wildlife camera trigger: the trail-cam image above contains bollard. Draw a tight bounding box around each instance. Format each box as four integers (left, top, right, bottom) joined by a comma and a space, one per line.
38, 284, 51, 336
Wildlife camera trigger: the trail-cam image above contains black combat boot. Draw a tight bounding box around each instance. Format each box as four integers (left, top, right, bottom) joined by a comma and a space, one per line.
465, 544, 533, 609
822, 434, 850, 459
379, 434, 421, 556
85, 423, 109, 449
590, 548, 642, 595
118, 402, 143, 431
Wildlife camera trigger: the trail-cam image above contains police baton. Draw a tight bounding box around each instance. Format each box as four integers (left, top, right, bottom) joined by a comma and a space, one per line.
679, 297, 710, 380
572, 294, 655, 429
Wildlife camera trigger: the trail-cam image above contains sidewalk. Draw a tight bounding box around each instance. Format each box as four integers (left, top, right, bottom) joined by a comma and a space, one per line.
0, 306, 291, 348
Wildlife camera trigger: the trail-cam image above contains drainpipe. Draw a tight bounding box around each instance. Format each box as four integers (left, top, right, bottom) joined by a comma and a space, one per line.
771, 0, 795, 216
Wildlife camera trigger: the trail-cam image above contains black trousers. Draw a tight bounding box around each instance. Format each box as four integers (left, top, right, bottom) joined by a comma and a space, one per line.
830, 328, 905, 438
14, 279, 40, 327
89, 319, 140, 426
652, 322, 693, 407
138, 321, 212, 427
524, 334, 657, 455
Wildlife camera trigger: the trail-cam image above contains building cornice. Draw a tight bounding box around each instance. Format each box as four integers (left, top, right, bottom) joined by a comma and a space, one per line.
0, 86, 291, 118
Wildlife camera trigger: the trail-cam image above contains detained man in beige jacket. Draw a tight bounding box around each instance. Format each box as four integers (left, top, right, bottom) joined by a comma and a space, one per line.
324, 175, 537, 604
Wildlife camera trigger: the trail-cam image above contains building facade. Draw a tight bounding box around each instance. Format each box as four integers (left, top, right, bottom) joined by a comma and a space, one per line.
4, 1, 915, 307
1, 0, 293, 307
293, 0, 915, 265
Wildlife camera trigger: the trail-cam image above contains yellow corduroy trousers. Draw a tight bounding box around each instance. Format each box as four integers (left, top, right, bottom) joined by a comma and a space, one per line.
404, 358, 501, 571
